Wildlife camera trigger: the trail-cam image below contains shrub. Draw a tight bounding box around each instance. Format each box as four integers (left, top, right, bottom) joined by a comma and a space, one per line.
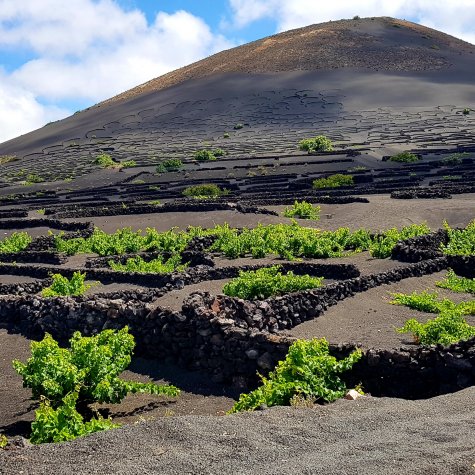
23, 173, 45, 185
234, 123, 244, 130
121, 160, 136, 168
463, 108, 470, 115
194, 149, 217, 161
182, 183, 227, 199
42, 271, 96, 297
392, 290, 475, 344
312, 174, 353, 189
283, 200, 320, 220
108, 255, 186, 274
223, 132, 230, 138
13, 327, 180, 443
0, 434, 7, 448
94, 153, 116, 168
156, 158, 183, 173
299, 135, 333, 153
440, 220, 475, 256
0, 154, 18, 165
229, 338, 362, 412
389, 152, 419, 163
397, 312, 475, 345
223, 266, 324, 300
213, 148, 225, 157
0, 232, 32, 253
441, 153, 467, 165
436, 269, 475, 294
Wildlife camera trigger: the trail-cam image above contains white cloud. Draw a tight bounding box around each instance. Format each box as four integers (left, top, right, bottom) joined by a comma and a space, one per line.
0, 71, 69, 143
0, 1, 233, 143
227, 0, 475, 44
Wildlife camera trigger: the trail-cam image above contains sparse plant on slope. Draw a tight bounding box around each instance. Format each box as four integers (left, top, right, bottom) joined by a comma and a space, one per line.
229, 338, 362, 412
283, 200, 320, 220
193, 149, 224, 161
121, 160, 136, 168
23, 173, 45, 185
436, 269, 475, 294
94, 153, 116, 168
0, 232, 32, 254
441, 153, 467, 165
108, 255, 186, 274
42, 271, 97, 297
299, 135, 334, 153
156, 158, 183, 173
389, 151, 419, 163
313, 174, 353, 189
223, 266, 324, 300
0, 155, 18, 165
463, 108, 471, 115
182, 183, 227, 199
13, 327, 180, 443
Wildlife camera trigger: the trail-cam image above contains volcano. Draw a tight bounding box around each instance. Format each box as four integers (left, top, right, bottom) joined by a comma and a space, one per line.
0, 16, 474, 191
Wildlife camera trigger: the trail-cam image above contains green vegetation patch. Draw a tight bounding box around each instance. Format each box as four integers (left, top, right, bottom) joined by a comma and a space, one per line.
121, 160, 136, 168
182, 183, 227, 199
436, 269, 475, 294
229, 338, 362, 412
54, 226, 202, 256
13, 327, 179, 443
313, 174, 354, 189
0, 232, 32, 254
283, 200, 320, 220
389, 152, 420, 163
441, 220, 475, 256
223, 266, 324, 300
210, 222, 429, 260
156, 158, 183, 173
390, 290, 475, 315
42, 271, 96, 297
94, 153, 116, 168
193, 149, 224, 161
391, 290, 475, 345
299, 135, 333, 153
108, 255, 186, 274
397, 312, 475, 345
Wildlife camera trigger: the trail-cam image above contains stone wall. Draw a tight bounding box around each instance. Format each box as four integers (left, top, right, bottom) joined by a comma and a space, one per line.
2, 256, 472, 399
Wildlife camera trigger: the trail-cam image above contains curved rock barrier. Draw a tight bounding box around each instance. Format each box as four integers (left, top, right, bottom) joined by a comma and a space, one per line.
391, 230, 447, 262
0, 251, 66, 265
391, 189, 452, 199
0, 218, 92, 231
1, 257, 464, 400
0, 262, 359, 291
0, 209, 28, 218
47, 201, 278, 219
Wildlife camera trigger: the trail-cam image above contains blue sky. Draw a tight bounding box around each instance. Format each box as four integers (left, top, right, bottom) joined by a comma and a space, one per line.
0, 0, 474, 143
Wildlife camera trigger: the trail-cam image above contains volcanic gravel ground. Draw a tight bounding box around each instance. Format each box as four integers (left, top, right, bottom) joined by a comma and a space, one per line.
1, 387, 474, 475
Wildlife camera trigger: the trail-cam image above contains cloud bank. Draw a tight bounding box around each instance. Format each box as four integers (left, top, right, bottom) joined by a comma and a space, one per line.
0, 0, 232, 143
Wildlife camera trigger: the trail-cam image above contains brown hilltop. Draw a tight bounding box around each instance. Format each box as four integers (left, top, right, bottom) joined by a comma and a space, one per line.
101, 16, 475, 106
